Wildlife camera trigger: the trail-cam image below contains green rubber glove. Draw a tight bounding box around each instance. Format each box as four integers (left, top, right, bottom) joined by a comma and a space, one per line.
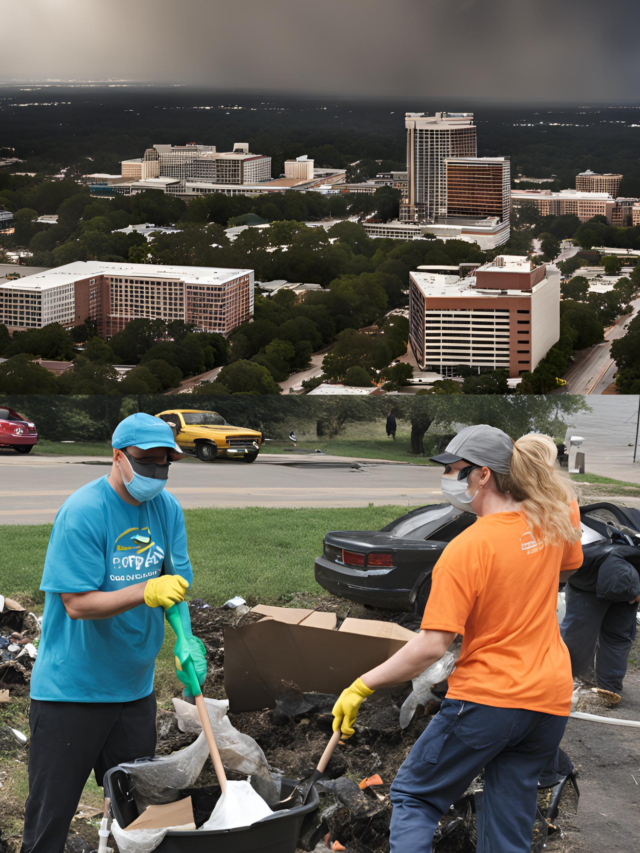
332, 677, 375, 739
176, 636, 207, 697
172, 600, 207, 697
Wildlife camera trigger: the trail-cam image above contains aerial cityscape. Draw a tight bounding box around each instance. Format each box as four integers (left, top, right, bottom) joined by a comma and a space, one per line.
1, 3, 640, 853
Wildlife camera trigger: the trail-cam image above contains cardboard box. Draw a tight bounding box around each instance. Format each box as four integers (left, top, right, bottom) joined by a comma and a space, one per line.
124, 796, 195, 831
224, 606, 415, 712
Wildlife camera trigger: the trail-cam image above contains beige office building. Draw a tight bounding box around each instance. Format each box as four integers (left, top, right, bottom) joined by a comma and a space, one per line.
409, 256, 560, 378
285, 156, 315, 181
402, 112, 477, 222
511, 189, 616, 223
576, 170, 622, 197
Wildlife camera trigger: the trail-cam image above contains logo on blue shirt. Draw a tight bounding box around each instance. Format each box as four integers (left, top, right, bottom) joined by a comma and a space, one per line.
111, 527, 165, 582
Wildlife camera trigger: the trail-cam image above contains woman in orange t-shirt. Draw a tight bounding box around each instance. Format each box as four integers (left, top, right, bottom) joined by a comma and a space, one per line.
332, 425, 583, 853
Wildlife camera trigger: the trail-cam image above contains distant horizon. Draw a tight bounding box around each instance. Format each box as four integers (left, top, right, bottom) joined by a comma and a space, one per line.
1, 81, 640, 110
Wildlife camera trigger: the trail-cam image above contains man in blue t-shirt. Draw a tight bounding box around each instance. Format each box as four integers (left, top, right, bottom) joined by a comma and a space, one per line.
22, 413, 207, 853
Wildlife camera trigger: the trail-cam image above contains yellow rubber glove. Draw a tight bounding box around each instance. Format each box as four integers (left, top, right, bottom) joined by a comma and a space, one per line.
332, 677, 375, 739
144, 575, 189, 609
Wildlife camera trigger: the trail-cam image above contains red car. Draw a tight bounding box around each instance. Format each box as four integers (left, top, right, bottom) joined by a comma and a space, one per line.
0, 406, 38, 454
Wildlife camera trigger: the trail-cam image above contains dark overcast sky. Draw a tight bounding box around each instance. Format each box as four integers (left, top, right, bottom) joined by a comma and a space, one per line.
2, 0, 639, 102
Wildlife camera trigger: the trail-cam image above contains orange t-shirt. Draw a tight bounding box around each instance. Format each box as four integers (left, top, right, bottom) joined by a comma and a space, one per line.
421, 502, 583, 716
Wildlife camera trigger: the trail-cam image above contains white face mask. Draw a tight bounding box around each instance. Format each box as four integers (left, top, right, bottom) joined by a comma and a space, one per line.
441, 467, 480, 513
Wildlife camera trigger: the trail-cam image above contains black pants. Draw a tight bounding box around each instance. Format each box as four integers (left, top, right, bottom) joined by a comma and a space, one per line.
21, 693, 157, 853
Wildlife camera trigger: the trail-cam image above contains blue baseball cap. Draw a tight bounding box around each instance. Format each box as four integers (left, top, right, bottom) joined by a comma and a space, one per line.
112, 413, 183, 455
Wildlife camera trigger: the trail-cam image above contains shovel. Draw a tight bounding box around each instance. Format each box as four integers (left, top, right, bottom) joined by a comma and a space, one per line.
165, 605, 228, 791
291, 728, 343, 805
165, 605, 273, 830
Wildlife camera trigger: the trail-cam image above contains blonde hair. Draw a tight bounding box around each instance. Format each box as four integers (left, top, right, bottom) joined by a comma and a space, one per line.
493, 433, 580, 546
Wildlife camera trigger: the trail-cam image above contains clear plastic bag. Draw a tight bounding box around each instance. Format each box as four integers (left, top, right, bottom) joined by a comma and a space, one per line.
120, 731, 210, 806
110, 820, 183, 853
172, 697, 274, 782
399, 649, 459, 729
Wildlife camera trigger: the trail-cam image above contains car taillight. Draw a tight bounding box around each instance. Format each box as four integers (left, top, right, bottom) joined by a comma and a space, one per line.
367, 553, 394, 568
342, 550, 365, 567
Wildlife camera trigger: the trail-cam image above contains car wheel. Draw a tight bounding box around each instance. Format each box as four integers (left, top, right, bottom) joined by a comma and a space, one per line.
14, 446, 33, 454
243, 453, 259, 464
413, 577, 432, 616
196, 441, 217, 462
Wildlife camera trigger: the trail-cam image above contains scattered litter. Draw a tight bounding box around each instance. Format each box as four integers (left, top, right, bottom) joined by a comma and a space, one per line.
358, 774, 383, 790
0, 725, 27, 746
223, 596, 247, 609
75, 803, 104, 820
0, 690, 10, 703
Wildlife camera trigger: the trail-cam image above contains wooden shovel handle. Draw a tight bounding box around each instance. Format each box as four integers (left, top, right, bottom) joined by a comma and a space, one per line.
195, 693, 227, 793
317, 729, 342, 775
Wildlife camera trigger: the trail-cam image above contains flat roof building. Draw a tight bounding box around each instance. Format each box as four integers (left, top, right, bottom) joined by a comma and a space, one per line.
122, 143, 271, 186
408, 255, 560, 378
285, 156, 314, 181
576, 170, 622, 197
0, 261, 254, 337
511, 189, 617, 224
364, 216, 510, 251
446, 157, 510, 224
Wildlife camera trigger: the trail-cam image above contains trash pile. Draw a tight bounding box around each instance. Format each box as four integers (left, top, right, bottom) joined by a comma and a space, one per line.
141, 600, 580, 853
0, 594, 40, 696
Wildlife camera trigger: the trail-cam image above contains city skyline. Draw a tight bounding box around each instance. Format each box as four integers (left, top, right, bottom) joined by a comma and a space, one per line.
2, 0, 640, 102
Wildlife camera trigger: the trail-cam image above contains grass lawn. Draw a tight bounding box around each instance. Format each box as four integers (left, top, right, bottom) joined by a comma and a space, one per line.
0, 504, 408, 702
571, 473, 640, 496
261, 438, 434, 465
33, 440, 112, 456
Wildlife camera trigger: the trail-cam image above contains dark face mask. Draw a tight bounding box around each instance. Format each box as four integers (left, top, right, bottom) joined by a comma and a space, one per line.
122, 449, 171, 481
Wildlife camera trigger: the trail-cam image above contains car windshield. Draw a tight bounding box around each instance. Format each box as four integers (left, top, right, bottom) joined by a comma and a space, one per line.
181, 412, 227, 426
0, 408, 25, 422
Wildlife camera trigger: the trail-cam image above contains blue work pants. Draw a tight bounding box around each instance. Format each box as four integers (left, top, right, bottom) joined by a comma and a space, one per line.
561, 583, 638, 694
389, 699, 567, 853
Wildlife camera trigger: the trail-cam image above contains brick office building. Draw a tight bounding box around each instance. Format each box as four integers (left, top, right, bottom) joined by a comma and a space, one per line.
408, 256, 560, 379
0, 261, 254, 336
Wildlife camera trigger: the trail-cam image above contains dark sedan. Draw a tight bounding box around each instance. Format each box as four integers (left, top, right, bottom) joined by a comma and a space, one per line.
314, 501, 640, 614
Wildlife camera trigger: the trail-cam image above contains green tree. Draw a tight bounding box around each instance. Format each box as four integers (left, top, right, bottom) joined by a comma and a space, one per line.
0, 323, 10, 356
143, 359, 183, 391
539, 232, 560, 262
82, 336, 116, 364
209, 360, 282, 395
322, 329, 391, 381
602, 256, 623, 276
56, 358, 120, 395
381, 362, 413, 391
6, 324, 76, 361
462, 370, 509, 395
561, 301, 604, 348
108, 318, 166, 364
0, 354, 59, 394
118, 366, 162, 394
344, 366, 373, 387
561, 276, 589, 302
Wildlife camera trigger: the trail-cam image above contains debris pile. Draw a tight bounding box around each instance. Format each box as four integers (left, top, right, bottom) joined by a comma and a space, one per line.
0, 595, 39, 695
150, 600, 579, 853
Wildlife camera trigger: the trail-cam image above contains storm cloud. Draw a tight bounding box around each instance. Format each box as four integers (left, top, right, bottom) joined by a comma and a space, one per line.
1, 0, 639, 102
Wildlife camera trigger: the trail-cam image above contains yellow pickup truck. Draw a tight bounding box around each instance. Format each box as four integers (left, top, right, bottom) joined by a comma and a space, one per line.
155, 409, 262, 463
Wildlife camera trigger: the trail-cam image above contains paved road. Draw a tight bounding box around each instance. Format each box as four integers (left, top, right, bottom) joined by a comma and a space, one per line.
563, 298, 640, 394
279, 348, 329, 393
0, 453, 444, 525
563, 396, 640, 482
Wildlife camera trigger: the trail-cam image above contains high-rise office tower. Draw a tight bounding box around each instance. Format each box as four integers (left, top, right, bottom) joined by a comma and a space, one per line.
402, 112, 477, 222
445, 157, 511, 224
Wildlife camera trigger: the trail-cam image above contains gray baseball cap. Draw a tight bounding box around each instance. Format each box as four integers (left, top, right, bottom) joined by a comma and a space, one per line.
430, 424, 514, 475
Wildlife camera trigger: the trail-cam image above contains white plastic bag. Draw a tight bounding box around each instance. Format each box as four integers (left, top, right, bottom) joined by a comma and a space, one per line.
110, 820, 182, 853
172, 697, 271, 779
399, 648, 459, 729
200, 780, 273, 831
